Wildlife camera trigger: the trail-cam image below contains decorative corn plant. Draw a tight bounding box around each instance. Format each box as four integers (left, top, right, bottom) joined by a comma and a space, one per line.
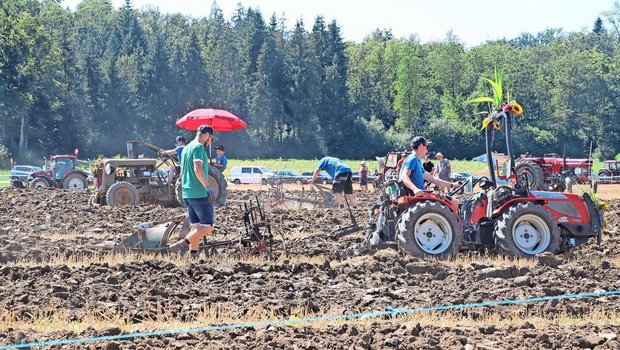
469, 67, 522, 130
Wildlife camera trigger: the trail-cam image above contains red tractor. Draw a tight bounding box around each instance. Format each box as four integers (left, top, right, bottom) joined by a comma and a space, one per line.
362, 105, 604, 258
598, 160, 620, 178
515, 153, 593, 192
29, 155, 89, 190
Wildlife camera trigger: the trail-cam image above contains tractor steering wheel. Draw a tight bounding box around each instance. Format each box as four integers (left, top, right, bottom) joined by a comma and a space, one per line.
447, 179, 468, 197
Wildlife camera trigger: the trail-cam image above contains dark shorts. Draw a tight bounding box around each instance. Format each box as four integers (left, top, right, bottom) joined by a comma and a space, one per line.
184, 197, 214, 226
360, 176, 368, 186
332, 172, 353, 195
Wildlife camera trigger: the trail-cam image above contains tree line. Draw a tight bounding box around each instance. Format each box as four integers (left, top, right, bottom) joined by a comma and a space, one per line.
2, 0, 620, 167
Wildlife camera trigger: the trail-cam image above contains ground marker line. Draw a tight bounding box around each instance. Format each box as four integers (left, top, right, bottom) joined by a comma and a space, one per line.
1, 289, 618, 349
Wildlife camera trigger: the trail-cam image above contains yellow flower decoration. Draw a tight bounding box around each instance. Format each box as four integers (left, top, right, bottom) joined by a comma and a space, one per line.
511, 102, 523, 116
481, 117, 501, 130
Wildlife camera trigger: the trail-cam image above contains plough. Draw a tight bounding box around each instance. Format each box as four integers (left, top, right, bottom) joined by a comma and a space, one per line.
103, 196, 286, 259
265, 183, 338, 209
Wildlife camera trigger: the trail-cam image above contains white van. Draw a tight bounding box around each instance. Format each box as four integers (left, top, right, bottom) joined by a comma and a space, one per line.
229, 166, 275, 185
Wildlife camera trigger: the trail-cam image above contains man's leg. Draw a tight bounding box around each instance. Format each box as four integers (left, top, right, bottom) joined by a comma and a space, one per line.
344, 174, 357, 207
332, 179, 345, 205
169, 199, 200, 253
184, 198, 215, 251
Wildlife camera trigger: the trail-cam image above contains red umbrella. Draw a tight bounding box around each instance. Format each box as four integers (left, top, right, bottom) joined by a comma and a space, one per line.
176, 108, 247, 132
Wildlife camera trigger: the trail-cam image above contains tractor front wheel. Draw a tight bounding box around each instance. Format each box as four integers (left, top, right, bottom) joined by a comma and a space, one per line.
62, 173, 87, 190
494, 202, 560, 257
516, 161, 544, 190
30, 177, 50, 189
106, 181, 140, 207
396, 201, 462, 258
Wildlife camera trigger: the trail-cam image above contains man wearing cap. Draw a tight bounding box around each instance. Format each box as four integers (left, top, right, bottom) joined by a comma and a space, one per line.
399, 136, 458, 196
212, 145, 228, 171
311, 156, 357, 207
168, 125, 218, 257
436, 152, 452, 183
161, 136, 187, 183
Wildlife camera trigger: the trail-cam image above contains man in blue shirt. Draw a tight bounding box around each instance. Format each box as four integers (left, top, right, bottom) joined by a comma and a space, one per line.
310, 156, 357, 207
213, 145, 228, 171
400, 136, 457, 196
161, 135, 187, 184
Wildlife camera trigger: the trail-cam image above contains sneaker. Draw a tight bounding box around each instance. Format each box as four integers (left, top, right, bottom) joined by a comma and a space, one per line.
188, 250, 201, 259
168, 239, 189, 254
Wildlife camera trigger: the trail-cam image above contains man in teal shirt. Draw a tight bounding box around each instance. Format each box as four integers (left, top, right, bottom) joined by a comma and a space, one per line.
168, 125, 218, 257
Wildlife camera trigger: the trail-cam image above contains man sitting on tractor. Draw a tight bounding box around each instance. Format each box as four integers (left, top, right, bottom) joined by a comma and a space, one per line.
400, 136, 459, 196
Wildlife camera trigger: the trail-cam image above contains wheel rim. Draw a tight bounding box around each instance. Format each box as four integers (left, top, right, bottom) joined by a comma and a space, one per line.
33, 180, 47, 189
414, 212, 453, 254
67, 177, 85, 189
511, 214, 551, 254
112, 188, 136, 206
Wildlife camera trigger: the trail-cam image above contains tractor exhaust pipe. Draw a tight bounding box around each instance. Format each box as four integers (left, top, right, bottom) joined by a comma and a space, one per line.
485, 122, 497, 188
504, 111, 516, 178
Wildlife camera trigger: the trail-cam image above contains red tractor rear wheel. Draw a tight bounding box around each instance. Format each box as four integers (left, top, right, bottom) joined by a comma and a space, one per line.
515, 161, 544, 190
396, 201, 462, 258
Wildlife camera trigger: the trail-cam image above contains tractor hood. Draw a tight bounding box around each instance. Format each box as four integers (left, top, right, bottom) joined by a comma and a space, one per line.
29, 170, 52, 178
101, 158, 158, 167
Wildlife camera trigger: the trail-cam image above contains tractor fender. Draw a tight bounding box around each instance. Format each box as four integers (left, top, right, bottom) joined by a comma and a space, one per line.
397, 193, 460, 219
491, 197, 546, 218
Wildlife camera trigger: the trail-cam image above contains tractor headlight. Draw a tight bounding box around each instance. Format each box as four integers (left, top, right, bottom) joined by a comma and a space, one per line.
105, 164, 115, 175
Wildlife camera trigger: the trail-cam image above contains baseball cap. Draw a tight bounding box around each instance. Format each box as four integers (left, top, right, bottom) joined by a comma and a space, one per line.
410, 136, 431, 148
216, 144, 225, 151
175, 135, 186, 143
197, 125, 218, 140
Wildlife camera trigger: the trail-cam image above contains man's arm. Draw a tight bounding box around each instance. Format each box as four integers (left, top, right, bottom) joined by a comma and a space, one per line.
193, 159, 209, 188
425, 172, 456, 189
310, 168, 321, 184
402, 169, 424, 196
160, 149, 176, 157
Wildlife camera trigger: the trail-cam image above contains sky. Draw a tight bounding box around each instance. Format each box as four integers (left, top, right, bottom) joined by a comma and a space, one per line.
61, 0, 615, 46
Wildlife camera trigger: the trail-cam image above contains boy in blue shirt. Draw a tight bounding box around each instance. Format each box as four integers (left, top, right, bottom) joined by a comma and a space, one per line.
213, 145, 228, 171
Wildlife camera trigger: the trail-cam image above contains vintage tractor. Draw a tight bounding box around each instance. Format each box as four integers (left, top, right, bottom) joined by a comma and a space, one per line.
29, 155, 89, 190
359, 104, 604, 259
598, 160, 620, 180
515, 153, 593, 192
90, 141, 228, 207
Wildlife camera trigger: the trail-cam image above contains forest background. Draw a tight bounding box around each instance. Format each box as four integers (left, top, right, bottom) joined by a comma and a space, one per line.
2, 0, 620, 166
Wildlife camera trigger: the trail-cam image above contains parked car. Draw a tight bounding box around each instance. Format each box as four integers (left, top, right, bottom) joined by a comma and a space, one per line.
301, 171, 330, 185
10, 165, 42, 187
229, 166, 275, 185
270, 170, 309, 185
451, 172, 480, 182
